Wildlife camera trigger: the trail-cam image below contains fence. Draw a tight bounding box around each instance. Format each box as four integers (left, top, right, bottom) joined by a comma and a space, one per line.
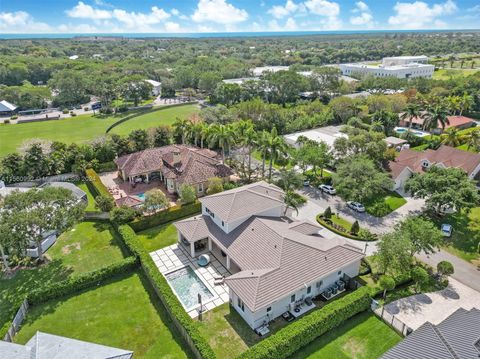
373, 305, 413, 337
3, 299, 28, 342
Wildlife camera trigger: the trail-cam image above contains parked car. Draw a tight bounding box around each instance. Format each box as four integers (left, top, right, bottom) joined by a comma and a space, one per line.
441, 224, 453, 237
319, 184, 336, 195
347, 201, 365, 213
303, 180, 310, 187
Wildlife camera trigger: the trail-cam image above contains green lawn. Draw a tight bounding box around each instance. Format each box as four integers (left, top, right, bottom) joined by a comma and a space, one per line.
331, 214, 353, 231
15, 271, 191, 359
136, 223, 179, 252
76, 182, 98, 212
432, 68, 478, 80
0, 221, 126, 327
291, 311, 401, 359
0, 104, 197, 156
435, 207, 480, 265
365, 192, 407, 217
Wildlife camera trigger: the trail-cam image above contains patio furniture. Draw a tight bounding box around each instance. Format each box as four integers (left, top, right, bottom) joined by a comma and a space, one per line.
305, 297, 313, 306
198, 254, 210, 267
282, 311, 294, 322
213, 276, 225, 285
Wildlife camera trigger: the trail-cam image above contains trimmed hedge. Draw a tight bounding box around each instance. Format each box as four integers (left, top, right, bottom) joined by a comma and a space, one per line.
116, 225, 216, 359
85, 168, 112, 199
238, 286, 372, 359
28, 257, 138, 305
129, 201, 201, 232
316, 215, 377, 242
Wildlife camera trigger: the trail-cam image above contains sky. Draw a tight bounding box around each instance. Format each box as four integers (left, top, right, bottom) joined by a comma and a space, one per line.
0, 0, 479, 33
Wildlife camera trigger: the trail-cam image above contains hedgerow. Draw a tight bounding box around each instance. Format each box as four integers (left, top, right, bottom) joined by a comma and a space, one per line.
85, 168, 112, 199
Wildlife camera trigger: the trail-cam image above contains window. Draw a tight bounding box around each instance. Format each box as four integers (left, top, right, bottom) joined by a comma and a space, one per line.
307, 286, 311, 294
222, 221, 224, 227
291, 294, 296, 303
205, 207, 215, 218
237, 297, 244, 312
198, 183, 204, 193
316, 280, 323, 288
267, 307, 272, 312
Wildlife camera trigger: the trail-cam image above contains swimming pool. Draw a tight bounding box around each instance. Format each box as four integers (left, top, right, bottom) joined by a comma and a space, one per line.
165, 266, 215, 310
394, 127, 429, 137
136, 192, 145, 201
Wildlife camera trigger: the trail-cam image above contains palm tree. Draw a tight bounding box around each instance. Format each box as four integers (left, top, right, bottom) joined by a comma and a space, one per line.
234, 120, 255, 173
466, 130, 480, 151
243, 128, 257, 182
208, 123, 234, 164
283, 190, 302, 216
441, 128, 462, 147
277, 169, 303, 192
173, 118, 190, 144
266, 127, 288, 181
459, 93, 474, 116
258, 130, 270, 179
400, 103, 421, 130
423, 104, 449, 132
199, 123, 210, 149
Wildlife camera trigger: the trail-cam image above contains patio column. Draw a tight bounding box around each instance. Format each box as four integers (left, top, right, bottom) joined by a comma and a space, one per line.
226, 255, 231, 270
145, 173, 149, 184
190, 242, 195, 258
208, 238, 212, 251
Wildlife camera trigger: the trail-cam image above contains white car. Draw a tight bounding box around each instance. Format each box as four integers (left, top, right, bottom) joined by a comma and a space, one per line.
347, 201, 365, 213
319, 184, 336, 195
441, 224, 453, 237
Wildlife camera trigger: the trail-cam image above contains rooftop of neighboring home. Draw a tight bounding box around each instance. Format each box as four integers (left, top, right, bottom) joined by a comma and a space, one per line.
0, 331, 133, 359
382, 308, 480, 359
399, 114, 476, 130
145, 79, 161, 87
174, 181, 364, 312
0, 181, 86, 201
115, 145, 233, 184
284, 125, 347, 148
0, 100, 17, 112
388, 144, 480, 179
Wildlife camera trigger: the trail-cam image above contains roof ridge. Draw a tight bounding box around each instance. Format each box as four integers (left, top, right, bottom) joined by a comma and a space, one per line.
431, 324, 460, 359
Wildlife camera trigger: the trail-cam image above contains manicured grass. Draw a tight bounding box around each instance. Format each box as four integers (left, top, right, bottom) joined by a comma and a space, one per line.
456, 143, 478, 153
432, 68, 479, 80
15, 271, 191, 358
0, 221, 127, 328
291, 311, 401, 359
435, 207, 480, 265
364, 191, 407, 217
331, 214, 353, 231
0, 104, 197, 156
47, 221, 128, 274
136, 223, 179, 252
76, 182, 98, 212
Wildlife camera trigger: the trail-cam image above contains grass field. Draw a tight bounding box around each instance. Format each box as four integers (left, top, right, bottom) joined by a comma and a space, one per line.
0, 221, 126, 327
15, 271, 191, 359
330, 214, 353, 231
0, 104, 197, 156
291, 311, 401, 359
136, 223, 179, 252
76, 182, 98, 212
432, 68, 479, 80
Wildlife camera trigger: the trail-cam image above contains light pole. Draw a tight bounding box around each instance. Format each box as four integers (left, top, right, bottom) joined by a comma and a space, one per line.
364, 242, 369, 254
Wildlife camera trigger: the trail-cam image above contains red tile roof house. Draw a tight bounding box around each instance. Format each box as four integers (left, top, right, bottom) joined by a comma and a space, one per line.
174, 181, 364, 331
388, 145, 480, 191
398, 114, 476, 134
114, 145, 233, 196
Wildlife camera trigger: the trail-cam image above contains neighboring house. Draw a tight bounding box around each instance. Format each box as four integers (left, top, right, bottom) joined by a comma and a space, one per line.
284, 125, 347, 148
0, 331, 133, 359
174, 181, 364, 330
382, 308, 480, 359
0, 100, 18, 117
388, 145, 480, 190
398, 114, 476, 133
145, 79, 162, 96
115, 145, 233, 195
339, 56, 434, 79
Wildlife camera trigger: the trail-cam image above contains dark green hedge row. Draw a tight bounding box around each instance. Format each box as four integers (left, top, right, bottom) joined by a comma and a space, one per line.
85, 168, 112, 199
96, 161, 117, 173
0, 319, 12, 340
129, 201, 201, 232
116, 225, 216, 359
238, 286, 372, 359
28, 257, 138, 305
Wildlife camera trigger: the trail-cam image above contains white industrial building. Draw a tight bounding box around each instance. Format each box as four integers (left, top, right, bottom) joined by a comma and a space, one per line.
339, 56, 434, 79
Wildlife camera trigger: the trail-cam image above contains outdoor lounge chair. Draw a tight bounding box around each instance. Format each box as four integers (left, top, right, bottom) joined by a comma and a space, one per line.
213, 276, 225, 285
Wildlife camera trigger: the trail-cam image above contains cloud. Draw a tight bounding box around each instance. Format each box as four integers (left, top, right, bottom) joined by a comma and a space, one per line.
0, 10, 52, 32
171, 8, 180, 16
268, 1, 304, 19
285, 17, 298, 30
388, 0, 457, 29
304, 0, 340, 17
112, 7, 170, 28
350, 1, 373, 26
66, 1, 112, 19
191, 0, 248, 24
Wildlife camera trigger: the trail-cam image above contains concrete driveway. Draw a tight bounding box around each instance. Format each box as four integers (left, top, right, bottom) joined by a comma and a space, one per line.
383, 278, 480, 330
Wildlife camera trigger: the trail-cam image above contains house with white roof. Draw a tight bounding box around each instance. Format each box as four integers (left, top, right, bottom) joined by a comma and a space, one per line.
173, 181, 364, 330
145, 79, 162, 96
0, 100, 18, 116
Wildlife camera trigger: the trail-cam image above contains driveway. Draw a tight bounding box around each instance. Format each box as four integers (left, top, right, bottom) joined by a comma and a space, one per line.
383, 278, 480, 330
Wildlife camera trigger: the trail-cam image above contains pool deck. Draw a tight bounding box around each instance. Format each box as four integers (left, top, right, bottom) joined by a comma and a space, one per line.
150, 244, 230, 318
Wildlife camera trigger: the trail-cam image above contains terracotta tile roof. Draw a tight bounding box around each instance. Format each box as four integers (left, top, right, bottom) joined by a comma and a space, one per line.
115, 145, 232, 184
399, 114, 475, 129
388, 145, 480, 179
116, 195, 143, 207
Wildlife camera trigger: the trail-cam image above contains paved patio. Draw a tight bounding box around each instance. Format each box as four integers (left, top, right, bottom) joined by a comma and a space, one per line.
150, 243, 230, 318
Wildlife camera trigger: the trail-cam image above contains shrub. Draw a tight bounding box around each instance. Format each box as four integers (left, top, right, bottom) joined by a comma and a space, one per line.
323, 206, 332, 219
379, 275, 395, 299
85, 168, 112, 198
95, 194, 115, 212
351, 220, 360, 235
84, 107, 89, 111
28, 257, 138, 305
357, 229, 377, 241
10, 115, 18, 120
411, 267, 429, 292
71, 112, 77, 117
206, 177, 223, 195
110, 206, 138, 224
223, 181, 239, 190
437, 260, 454, 278
179, 183, 197, 204
96, 161, 117, 173
238, 287, 371, 359
62, 108, 69, 114
129, 201, 201, 232
117, 104, 129, 113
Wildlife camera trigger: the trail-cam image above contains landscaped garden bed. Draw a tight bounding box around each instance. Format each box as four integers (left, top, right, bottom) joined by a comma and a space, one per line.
316, 212, 377, 241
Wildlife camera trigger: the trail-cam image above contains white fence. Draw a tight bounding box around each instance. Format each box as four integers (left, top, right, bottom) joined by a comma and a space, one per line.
373, 305, 413, 337
3, 299, 28, 342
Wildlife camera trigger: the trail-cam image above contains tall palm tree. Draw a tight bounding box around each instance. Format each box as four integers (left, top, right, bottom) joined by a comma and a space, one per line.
243, 128, 257, 182
423, 104, 449, 132
400, 103, 421, 130
258, 130, 270, 179
283, 190, 302, 216
266, 127, 288, 181
199, 123, 210, 149
208, 123, 234, 164
173, 118, 190, 144
441, 128, 462, 147
466, 130, 480, 151
459, 93, 474, 116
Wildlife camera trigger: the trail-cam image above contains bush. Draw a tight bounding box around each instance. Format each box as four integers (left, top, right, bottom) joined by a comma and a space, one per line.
437, 260, 454, 277
317, 215, 359, 240
223, 181, 240, 190
116, 225, 216, 359
324, 206, 332, 219
351, 220, 360, 235
117, 104, 129, 113
28, 257, 138, 305
62, 109, 69, 114
96, 161, 117, 173
110, 206, 138, 224
10, 115, 18, 120
129, 201, 201, 232
357, 229, 378, 242
238, 287, 371, 359
178, 183, 197, 204
85, 168, 112, 198
95, 194, 115, 212
84, 107, 89, 111
71, 112, 77, 117
206, 177, 223, 195
4, 119, 10, 124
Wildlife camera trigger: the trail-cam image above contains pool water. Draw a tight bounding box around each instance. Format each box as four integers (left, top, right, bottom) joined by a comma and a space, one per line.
165, 266, 214, 309
136, 192, 145, 201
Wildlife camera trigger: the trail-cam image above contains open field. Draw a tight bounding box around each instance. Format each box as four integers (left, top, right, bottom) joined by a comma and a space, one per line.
15, 271, 191, 359
432, 68, 479, 80
0, 104, 197, 156
0, 221, 126, 327
291, 311, 401, 359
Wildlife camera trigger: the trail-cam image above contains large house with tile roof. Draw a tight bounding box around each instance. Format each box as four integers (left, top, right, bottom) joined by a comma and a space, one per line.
114, 145, 232, 195
398, 114, 476, 133
388, 145, 480, 190
174, 181, 364, 330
